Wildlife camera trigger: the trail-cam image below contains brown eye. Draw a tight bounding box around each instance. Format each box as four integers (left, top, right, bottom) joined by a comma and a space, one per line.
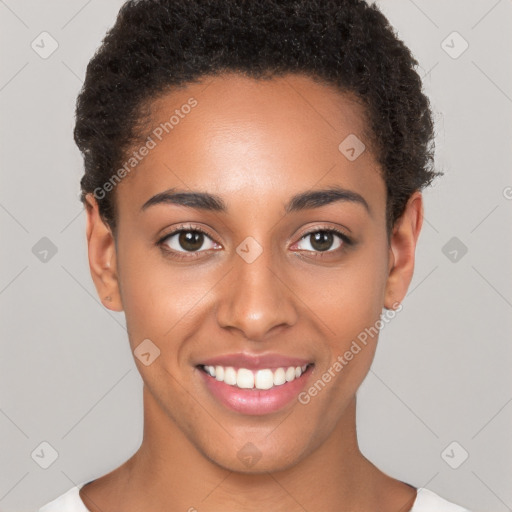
295, 229, 350, 253
309, 231, 335, 252
160, 228, 218, 254
177, 231, 205, 251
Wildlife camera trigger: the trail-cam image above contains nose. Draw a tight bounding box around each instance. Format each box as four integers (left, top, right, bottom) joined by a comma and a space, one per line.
216, 242, 299, 342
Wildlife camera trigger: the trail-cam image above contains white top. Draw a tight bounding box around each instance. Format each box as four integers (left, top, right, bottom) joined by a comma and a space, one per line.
38, 482, 472, 511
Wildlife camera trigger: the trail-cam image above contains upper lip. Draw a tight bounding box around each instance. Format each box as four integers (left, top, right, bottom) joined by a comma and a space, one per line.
198, 352, 313, 370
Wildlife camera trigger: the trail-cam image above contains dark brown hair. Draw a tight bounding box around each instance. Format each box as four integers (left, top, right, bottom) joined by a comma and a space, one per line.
74, 0, 440, 235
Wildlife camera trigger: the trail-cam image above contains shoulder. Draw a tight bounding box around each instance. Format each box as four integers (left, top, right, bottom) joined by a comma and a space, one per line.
411, 487, 472, 512
38, 482, 90, 512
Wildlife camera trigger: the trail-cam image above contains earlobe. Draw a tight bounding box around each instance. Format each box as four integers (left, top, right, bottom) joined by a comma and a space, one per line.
384, 191, 424, 310
84, 193, 123, 312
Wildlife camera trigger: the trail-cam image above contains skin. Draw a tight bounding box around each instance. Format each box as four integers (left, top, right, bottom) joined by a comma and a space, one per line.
81, 72, 423, 512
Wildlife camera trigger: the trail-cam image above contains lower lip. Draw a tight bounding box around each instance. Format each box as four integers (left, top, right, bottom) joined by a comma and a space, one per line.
198, 366, 313, 415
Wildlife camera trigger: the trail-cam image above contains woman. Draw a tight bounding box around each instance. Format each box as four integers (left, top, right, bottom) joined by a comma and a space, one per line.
39, 0, 471, 510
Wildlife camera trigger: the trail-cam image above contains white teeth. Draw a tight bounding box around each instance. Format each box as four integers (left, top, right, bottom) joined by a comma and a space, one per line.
224, 366, 237, 385
237, 368, 254, 389
202, 364, 310, 390
255, 369, 274, 390
285, 366, 296, 382
273, 367, 286, 386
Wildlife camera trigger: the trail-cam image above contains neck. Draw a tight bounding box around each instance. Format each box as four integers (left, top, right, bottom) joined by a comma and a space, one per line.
112, 387, 394, 512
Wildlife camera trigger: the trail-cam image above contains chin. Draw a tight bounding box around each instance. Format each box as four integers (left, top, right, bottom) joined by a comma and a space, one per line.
197, 429, 319, 475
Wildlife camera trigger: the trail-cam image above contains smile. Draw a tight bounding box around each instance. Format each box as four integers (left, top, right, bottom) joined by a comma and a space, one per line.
197, 363, 314, 415
200, 364, 311, 390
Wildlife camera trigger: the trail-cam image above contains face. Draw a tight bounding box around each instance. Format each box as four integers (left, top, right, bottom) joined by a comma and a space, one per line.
85, 72, 422, 474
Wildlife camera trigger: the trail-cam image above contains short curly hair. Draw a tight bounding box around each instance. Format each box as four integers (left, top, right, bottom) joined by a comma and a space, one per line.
75, 0, 440, 236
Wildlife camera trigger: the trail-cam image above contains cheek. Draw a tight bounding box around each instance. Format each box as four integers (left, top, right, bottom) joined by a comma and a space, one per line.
302, 239, 389, 385
116, 240, 217, 352
306, 245, 389, 337
297, 261, 388, 423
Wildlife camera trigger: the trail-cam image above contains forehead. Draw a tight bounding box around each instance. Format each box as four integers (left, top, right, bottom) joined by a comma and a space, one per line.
116, 72, 385, 217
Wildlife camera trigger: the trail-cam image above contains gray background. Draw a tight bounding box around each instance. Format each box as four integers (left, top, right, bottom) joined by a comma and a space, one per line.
0, 1, 511, 511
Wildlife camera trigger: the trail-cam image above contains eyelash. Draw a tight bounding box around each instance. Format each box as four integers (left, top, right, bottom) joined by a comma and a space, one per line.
157, 224, 353, 261
157, 224, 214, 261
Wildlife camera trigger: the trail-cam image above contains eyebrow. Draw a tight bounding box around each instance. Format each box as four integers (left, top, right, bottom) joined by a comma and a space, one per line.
140, 185, 370, 215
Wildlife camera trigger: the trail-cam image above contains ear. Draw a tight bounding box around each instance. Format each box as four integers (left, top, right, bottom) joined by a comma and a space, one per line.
384, 190, 424, 310
84, 193, 123, 312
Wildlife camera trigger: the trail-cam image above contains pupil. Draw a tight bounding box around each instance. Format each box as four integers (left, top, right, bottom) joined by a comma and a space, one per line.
179, 231, 203, 251
311, 231, 333, 252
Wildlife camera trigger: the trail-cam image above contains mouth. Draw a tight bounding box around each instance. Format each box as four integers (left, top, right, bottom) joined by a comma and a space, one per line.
196, 362, 314, 415
198, 363, 313, 389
